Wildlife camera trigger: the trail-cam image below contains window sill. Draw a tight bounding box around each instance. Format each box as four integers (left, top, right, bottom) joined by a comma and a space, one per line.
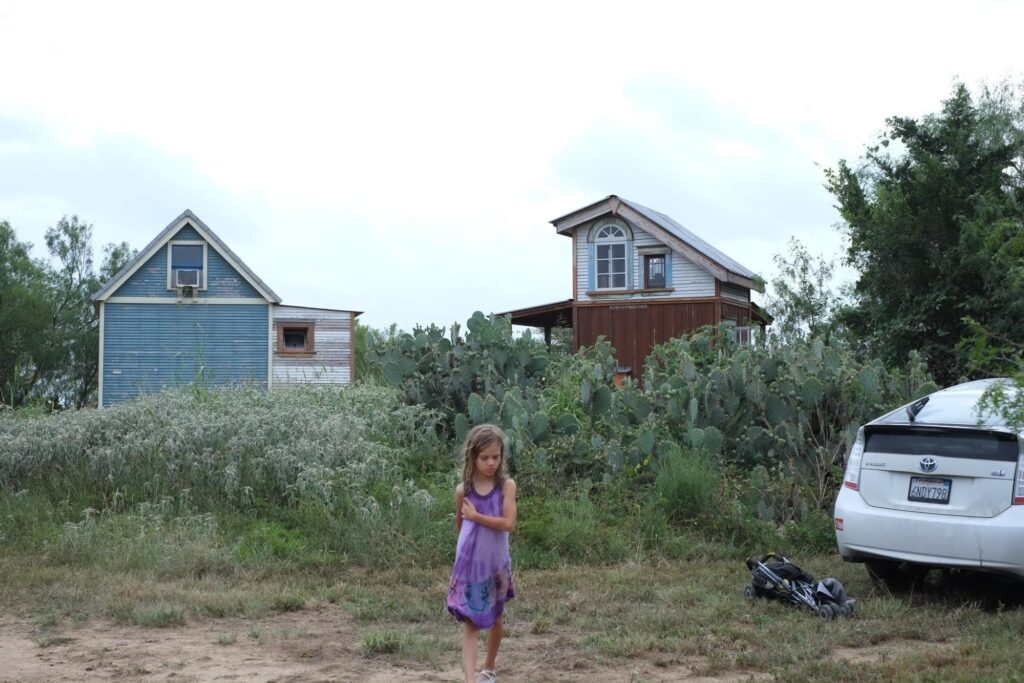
585, 287, 674, 297
277, 350, 316, 357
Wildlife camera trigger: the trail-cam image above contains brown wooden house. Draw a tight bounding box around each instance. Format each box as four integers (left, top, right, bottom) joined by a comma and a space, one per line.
500, 195, 771, 378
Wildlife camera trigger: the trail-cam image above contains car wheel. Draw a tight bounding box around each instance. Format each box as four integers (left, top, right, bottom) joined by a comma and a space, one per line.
865, 559, 930, 590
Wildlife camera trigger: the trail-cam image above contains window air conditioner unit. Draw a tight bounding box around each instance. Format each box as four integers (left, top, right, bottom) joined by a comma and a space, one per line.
175, 269, 201, 287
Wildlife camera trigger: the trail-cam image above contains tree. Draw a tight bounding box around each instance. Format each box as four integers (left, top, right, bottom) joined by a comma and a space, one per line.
0, 217, 133, 409
960, 314, 1024, 429
826, 82, 1024, 385
0, 221, 52, 406
764, 237, 844, 344
41, 216, 133, 408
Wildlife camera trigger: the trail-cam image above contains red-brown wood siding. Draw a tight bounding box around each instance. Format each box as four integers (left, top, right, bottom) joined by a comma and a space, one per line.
721, 302, 752, 324
575, 301, 719, 376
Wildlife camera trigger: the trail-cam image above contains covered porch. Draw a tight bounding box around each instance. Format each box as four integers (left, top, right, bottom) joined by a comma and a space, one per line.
495, 299, 573, 346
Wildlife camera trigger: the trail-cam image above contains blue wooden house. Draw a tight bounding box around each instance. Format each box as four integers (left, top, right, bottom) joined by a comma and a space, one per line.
92, 210, 358, 407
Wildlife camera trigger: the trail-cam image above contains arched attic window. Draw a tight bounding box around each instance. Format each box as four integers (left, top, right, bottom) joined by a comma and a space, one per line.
589, 221, 632, 290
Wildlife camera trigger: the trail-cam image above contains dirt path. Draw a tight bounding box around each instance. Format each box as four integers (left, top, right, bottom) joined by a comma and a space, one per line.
0, 606, 771, 683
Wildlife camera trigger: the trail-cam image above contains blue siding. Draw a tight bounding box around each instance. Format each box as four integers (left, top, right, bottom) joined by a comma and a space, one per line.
174, 225, 203, 241
102, 303, 269, 406
115, 224, 262, 299
625, 240, 634, 289
588, 244, 596, 291
204, 248, 261, 298
117, 244, 175, 297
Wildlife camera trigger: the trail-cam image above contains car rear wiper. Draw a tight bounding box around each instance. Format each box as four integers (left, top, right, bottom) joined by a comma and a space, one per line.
906, 396, 929, 422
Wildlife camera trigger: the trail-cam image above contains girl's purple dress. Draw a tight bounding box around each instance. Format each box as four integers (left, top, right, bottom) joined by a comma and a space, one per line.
447, 483, 515, 628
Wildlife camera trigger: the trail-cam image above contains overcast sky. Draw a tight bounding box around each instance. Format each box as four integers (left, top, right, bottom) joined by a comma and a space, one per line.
2, 0, 1022, 330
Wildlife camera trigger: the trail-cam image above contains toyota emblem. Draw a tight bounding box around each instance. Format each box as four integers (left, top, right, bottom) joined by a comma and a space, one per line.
919, 457, 937, 473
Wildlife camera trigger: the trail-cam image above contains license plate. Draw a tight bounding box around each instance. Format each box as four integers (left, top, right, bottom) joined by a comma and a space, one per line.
908, 476, 952, 504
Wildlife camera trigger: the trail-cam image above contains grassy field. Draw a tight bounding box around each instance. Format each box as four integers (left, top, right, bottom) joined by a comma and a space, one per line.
3, 386, 1021, 680
3, 548, 1023, 682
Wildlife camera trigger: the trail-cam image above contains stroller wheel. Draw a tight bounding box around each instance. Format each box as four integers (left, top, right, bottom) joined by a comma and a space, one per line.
743, 584, 757, 599
843, 601, 855, 617
816, 604, 834, 620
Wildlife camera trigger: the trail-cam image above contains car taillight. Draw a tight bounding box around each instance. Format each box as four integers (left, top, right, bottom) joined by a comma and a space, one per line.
1014, 436, 1024, 505
843, 427, 865, 491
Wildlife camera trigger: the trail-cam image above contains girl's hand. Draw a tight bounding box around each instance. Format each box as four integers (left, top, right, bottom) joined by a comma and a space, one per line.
461, 498, 478, 522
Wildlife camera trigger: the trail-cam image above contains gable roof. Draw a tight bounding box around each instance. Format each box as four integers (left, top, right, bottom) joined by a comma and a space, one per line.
551, 195, 762, 292
92, 210, 282, 303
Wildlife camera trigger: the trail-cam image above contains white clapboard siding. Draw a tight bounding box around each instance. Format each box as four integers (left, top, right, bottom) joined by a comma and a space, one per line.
671, 254, 716, 297
272, 305, 354, 387
575, 222, 714, 302
273, 366, 351, 385
575, 234, 590, 301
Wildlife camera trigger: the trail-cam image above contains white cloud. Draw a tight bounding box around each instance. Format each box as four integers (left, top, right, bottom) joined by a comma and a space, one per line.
1, 0, 1023, 329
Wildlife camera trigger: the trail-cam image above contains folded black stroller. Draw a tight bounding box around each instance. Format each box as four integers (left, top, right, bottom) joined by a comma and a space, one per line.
744, 553, 855, 619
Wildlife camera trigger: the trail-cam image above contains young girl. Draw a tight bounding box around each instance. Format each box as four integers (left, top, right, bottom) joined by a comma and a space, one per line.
447, 424, 517, 683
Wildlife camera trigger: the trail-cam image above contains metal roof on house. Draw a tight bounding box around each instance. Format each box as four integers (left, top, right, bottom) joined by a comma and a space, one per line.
551, 194, 759, 287
275, 304, 364, 316
92, 210, 282, 303
617, 197, 756, 281
495, 299, 574, 328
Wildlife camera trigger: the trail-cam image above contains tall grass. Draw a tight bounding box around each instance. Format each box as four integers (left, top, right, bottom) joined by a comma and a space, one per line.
0, 384, 441, 513
0, 380, 835, 576
0, 385, 456, 569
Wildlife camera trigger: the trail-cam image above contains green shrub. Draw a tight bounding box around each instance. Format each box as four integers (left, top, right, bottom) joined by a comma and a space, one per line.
655, 448, 717, 521
782, 510, 837, 554
515, 484, 632, 565
0, 384, 440, 516
233, 522, 315, 567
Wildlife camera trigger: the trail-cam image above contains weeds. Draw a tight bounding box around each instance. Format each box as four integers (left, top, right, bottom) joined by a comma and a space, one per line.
362, 628, 410, 655
215, 632, 237, 645
110, 602, 187, 628
35, 634, 75, 648
271, 592, 307, 613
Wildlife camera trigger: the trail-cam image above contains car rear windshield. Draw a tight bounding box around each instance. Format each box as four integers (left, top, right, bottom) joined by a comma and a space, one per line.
865, 427, 1019, 462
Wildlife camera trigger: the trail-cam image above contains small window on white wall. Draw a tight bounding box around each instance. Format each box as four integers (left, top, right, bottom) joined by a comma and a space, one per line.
644, 254, 666, 288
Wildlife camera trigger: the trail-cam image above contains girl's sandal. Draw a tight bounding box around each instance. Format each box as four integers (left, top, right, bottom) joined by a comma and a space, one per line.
476, 670, 496, 683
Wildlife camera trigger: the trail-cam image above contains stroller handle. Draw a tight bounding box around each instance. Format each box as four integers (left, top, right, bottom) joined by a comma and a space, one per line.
745, 552, 785, 571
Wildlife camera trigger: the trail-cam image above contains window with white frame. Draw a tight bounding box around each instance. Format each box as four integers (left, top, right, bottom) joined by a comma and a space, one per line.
594, 224, 628, 289
168, 241, 207, 289
722, 318, 752, 345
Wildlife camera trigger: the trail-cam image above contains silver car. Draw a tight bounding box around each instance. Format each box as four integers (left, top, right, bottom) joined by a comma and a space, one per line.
834, 378, 1024, 584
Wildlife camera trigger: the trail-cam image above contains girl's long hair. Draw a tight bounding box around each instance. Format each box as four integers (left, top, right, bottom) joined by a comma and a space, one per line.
460, 423, 507, 493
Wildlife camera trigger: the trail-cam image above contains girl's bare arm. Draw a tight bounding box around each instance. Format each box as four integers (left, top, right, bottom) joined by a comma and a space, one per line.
454, 483, 465, 534
461, 479, 517, 532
